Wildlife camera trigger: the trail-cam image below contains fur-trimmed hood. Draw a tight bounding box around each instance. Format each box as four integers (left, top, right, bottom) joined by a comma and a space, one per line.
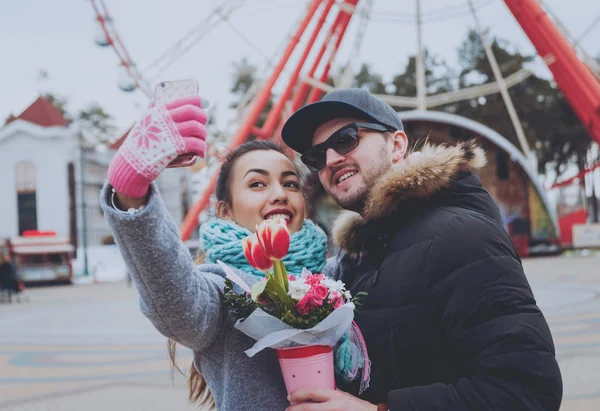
332, 140, 487, 253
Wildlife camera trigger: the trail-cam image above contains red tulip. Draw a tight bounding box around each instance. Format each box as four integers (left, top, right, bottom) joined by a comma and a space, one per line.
255, 218, 290, 261
242, 234, 273, 271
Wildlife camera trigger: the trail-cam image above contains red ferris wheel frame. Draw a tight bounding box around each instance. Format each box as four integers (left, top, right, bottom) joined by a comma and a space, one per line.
89, 0, 600, 240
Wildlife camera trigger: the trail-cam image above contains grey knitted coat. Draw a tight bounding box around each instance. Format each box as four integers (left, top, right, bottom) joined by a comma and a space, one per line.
101, 183, 290, 410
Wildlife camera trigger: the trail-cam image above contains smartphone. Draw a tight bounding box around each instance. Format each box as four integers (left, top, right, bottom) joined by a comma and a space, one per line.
153, 79, 202, 168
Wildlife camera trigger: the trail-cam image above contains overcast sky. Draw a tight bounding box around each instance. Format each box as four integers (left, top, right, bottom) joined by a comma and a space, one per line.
1, 0, 598, 136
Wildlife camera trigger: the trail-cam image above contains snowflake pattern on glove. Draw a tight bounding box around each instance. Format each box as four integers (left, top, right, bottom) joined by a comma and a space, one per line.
136, 115, 161, 149
120, 105, 186, 180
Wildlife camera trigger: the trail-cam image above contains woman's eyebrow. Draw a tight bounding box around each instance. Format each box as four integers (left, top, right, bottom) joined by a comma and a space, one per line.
281, 171, 298, 178
244, 168, 269, 177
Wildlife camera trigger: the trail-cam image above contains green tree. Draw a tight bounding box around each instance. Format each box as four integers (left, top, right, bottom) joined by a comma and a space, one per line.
445, 30, 537, 150
353, 63, 387, 94
230, 58, 273, 131
391, 49, 455, 100
77, 103, 117, 145
449, 29, 591, 181
41, 93, 118, 146
42, 93, 70, 118
353, 29, 593, 186
230, 58, 258, 107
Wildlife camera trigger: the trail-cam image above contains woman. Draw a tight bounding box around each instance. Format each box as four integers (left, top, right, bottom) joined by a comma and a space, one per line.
101, 97, 330, 410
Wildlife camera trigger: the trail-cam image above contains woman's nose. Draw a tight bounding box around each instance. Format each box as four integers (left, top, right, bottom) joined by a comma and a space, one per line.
270, 184, 288, 204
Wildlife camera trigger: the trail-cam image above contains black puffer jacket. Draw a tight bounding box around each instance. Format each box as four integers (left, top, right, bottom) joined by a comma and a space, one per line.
329, 141, 562, 410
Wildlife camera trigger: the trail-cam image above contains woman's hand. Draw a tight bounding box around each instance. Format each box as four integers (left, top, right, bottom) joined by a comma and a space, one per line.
286, 388, 378, 411
108, 96, 208, 199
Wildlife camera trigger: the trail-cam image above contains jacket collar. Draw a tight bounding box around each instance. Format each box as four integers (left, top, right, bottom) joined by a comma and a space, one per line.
332, 140, 487, 255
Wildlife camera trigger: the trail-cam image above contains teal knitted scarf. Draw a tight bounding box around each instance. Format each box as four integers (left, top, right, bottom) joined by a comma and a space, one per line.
199, 218, 327, 278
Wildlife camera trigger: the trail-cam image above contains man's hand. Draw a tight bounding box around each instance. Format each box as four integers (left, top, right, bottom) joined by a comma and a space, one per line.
286, 388, 378, 411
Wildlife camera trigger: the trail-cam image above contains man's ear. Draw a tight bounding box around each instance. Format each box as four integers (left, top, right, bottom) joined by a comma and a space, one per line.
216, 200, 232, 220
390, 130, 409, 164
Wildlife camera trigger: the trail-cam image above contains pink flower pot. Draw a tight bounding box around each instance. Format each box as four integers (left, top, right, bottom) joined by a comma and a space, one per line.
276, 345, 335, 402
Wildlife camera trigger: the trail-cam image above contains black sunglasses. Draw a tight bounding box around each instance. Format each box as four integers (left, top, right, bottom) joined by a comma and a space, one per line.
301, 122, 393, 171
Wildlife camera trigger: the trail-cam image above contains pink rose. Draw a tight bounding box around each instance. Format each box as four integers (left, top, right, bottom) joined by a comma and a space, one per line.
303, 287, 325, 308
304, 273, 325, 286
311, 284, 329, 301
296, 293, 317, 315
328, 291, 343, 309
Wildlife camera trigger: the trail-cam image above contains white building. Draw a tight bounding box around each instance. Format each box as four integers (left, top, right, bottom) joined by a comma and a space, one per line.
0, 97, 78, 239
0, 96, 195, 275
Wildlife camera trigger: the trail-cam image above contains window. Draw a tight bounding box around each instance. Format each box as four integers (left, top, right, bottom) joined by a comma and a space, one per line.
15, 162, 38, 234
18, 254, 44, 265
47, 253, 67, 264
16, 162, 36, 192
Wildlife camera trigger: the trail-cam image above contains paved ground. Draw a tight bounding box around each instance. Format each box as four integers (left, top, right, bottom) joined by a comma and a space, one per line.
0, 255, 598, 410
522, 255, 600, 411
0, 283, 196, 411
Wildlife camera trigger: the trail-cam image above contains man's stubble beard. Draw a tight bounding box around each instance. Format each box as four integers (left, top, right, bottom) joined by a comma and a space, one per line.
328, 146, 391, 214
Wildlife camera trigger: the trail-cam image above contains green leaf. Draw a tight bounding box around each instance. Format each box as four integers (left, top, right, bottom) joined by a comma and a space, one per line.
250, 278, 295, 311
250, 280, 268, 302
264, 279, 295, 310
223, 279, 259, 320
273, 260, 289, 293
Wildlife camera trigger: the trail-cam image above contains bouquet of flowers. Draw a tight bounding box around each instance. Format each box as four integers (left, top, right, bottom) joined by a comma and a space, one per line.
219, 217, 369, 397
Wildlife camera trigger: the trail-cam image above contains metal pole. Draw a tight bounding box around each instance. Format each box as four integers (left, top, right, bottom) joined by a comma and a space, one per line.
573, 13, 599, 47
591, 170, 599, 223
469, 0, 532, 158
415, 0, 426, 110
78, 132, 89, 276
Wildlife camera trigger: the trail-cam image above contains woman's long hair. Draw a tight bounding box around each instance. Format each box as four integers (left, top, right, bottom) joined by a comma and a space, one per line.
168, 250, 215, 409
168, 140, 291, 408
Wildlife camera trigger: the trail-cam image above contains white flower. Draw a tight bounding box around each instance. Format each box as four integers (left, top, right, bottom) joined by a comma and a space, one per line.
322, 278, 346, 292
288, 279, 311, 300
328, 291, 341, 301
300, 268, 312, 278
342, 290, 352, 300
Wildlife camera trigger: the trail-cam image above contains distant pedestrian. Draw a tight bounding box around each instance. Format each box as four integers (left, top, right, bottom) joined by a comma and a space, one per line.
0, 254, 18, 303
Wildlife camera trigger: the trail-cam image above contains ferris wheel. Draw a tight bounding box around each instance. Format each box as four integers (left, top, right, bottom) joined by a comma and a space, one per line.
89, 0, 283, 98
89, 0, 600, 241
89, 1, 600, 89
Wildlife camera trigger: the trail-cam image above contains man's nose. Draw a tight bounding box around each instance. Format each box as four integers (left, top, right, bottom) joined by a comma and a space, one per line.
325, 148, 345, 167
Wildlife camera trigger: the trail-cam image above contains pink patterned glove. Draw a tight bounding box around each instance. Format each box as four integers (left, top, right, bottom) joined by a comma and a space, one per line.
108, 96, 208, 198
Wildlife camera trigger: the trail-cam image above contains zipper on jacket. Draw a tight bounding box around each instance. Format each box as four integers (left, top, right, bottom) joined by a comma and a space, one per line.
372, 269, 381, 285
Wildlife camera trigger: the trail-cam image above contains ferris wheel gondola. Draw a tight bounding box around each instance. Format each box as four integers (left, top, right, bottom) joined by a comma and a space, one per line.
94, 15, 113, 47
117, 62, 137, 92
90, 0, 151, 96
89, 0, 256, 97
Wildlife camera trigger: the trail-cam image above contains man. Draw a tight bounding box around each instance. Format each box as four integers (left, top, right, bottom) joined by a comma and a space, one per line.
281, 89, 562, 411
